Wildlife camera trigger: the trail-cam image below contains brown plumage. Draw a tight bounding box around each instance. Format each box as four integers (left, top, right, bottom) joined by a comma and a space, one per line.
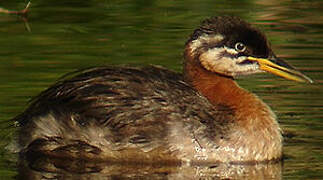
14, 16, 312, 164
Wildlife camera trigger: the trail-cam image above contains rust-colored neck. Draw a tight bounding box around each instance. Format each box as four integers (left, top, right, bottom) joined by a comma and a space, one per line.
182, 43, 282, 162
185, 63, 250, 109
184, 50, 252, 110
183, 46, 274, 127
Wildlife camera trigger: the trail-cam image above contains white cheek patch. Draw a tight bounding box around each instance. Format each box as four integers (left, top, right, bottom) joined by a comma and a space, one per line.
188, 33, 261, 77
223, 46, 238, 55
189, 34, 224, 55
200, 48, 236, 75
200, 48, 261, 76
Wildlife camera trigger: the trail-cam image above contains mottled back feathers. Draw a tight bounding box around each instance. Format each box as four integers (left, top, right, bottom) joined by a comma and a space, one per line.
17, 66, 234, 155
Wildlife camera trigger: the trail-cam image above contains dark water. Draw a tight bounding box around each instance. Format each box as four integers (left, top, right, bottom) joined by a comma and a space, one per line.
0, 0, 322, 179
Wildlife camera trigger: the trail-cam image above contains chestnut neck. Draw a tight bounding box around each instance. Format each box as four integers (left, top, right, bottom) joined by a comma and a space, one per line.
184, 50, 252, 109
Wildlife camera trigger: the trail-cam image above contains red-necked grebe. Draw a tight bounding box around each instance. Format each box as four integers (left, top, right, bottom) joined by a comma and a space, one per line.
15, 16, 312, 164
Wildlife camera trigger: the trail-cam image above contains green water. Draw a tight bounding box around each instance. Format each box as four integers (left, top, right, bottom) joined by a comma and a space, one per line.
0, 0, 322, 179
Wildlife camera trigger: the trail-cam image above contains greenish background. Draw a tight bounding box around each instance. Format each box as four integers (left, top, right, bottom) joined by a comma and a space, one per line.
0, 0, 322, 179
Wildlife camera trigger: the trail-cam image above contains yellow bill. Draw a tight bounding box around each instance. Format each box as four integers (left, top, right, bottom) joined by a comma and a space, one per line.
247, 56, 313, 83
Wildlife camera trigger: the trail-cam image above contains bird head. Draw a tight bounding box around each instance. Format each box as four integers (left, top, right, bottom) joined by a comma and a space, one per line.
185, 16, 312, 83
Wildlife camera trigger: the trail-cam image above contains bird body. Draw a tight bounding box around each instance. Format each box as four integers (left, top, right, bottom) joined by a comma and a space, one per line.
14, 16, 311, 164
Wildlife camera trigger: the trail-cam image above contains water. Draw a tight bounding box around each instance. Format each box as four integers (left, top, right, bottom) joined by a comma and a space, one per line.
0, 0, 322, 179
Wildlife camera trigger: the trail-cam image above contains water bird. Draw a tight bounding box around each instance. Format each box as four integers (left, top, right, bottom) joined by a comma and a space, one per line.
14, 16, 312, 164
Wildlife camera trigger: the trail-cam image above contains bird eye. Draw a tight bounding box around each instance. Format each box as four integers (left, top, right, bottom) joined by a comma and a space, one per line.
235, 42, 246, 52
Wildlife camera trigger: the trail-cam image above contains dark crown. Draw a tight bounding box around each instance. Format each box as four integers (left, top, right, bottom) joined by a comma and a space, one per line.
187, 16, 271, 58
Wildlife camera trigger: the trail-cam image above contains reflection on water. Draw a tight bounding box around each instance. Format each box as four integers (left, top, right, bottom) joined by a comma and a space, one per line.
18, 155, 282, 179
0, 0, 322, 179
